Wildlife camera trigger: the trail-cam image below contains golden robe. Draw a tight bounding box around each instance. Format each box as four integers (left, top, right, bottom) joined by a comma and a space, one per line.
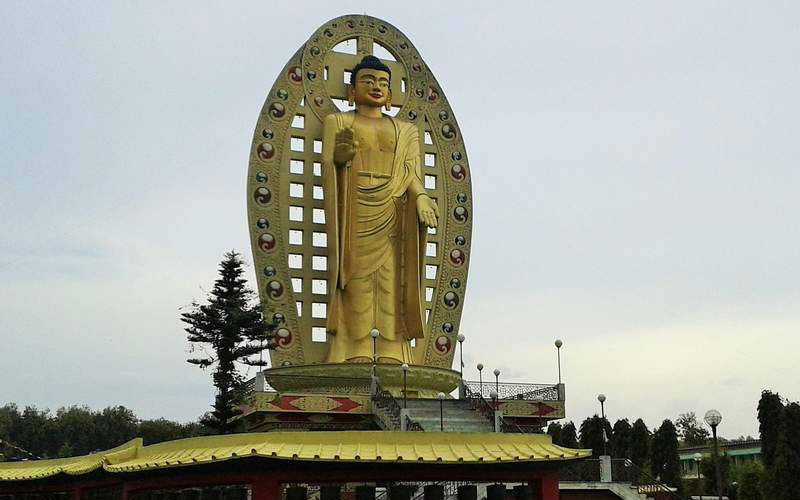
322, 112, 426, 363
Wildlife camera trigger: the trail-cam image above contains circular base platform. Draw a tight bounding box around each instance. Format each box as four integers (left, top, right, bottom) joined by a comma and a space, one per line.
263, 363, 461, 398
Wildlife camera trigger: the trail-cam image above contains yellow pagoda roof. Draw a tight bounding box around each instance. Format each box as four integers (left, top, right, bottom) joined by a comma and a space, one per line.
0, 432, 591, 481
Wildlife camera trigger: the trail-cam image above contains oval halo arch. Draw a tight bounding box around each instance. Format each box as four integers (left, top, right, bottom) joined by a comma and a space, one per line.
246, 14, 473, 370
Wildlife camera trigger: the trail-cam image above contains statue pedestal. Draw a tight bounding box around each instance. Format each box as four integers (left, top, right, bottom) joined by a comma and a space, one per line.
261, 363, 461, 398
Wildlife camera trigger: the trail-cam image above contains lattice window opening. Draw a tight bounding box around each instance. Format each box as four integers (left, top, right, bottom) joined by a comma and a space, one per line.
292, 114, 305, 129
424, 152, 436, 167
425, 287, 434, 302
296, 301, 303, 317
290, 159, 304, 174
426, 242, 437, 257
424, 174, 436, 190
312, 302, 327, 319
312, 185, 324, 200
424, 131, 433, 145
425, 264, 438, 280
289, 206, 303, 222
313, 161, 322, 176
332, 98, 352, 113
313, 208, 326, 224
288, 253, 303, 269
343, 70, 353, 84
290, 136, 304, 152
289, 229, 303, 246
323, 66, 329, 80
290, 182, 304, 198
312, 278, 327, 295
312, 255, 328, 271
292, 278, 303, 293
372, 41, 397, 62
312, 327, 328, 343
333, 38, 358, 55
312, 231, 327, 247
313, 139, 322, 154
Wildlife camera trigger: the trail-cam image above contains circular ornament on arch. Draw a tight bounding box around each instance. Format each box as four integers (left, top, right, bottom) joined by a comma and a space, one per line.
253, 187, 272, 206
258, 233, 277, 252
435, 335, 452, 354
267, 280, 284, 299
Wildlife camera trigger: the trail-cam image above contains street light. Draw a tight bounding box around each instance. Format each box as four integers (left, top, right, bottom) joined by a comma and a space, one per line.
401, 363, 409, 408
493, 369, 500, 394
597, 394, 607, 456
457, 334, 466, 380
477, 363, 484, 395
489, 389, 498, 432
704, 409, 723, 500
437, 392, 446, 432
554, 339, 563, 384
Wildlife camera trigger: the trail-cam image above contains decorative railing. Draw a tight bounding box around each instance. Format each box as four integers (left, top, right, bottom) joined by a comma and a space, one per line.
463, 380, 560, 401
239, 373, 372, 397
371, 377, 402, 430
370, 377, 423, 432
463, 383, 496, 427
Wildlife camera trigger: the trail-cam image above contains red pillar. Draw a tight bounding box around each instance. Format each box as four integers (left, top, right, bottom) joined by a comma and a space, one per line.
72, 486, 84, 500
533, 471, 560, 500
251, 476, 282, 500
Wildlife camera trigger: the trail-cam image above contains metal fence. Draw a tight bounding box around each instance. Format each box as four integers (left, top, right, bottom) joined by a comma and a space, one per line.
462, 381, 560, 401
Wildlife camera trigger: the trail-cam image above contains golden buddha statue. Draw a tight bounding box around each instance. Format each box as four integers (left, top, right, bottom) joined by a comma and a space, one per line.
322, 55, 439, 364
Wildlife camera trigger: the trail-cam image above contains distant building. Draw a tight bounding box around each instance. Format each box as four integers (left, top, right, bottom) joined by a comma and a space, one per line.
678, 439, 761, 478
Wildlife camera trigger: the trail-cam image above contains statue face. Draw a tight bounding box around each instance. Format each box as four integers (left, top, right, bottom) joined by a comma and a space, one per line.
350, 68, 391, 108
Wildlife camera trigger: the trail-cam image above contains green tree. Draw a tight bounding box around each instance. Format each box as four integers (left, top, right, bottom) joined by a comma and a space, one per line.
181, 251, 272, 434
675, 412, 709, 446
757, 390, 782, 469
611, 418, 632, 458
95, 406, 138, 450
736, 462, 763, 500
651, 419, 683, 492
701, 453, 731, 497
771, 402, 800, 500
546, 421, 563, 445
579, 415, 612, 458
629, 418, 651, 472
138, 419, 207, 445
561, 421, 579, 448
54, 406, 97, 456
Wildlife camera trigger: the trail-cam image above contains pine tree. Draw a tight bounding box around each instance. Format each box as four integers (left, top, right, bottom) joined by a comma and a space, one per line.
611, 418, 632, 459
546, 422, 563, 446
651, 419, 683, 492
579, 415, 612, 457
771, 402, 800, 500
757, 390, 782, 469
757, 389, 784, 499
181, 251, 274, 434
629, 418, 651, 472
561, 421, 579, 449
675, 412, 709, 446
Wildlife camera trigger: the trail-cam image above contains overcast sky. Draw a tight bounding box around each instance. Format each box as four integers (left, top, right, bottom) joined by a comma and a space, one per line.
2, 1, 799, 440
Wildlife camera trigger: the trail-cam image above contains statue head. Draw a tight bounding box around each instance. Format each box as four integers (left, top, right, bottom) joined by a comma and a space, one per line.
348, 55, 392, 110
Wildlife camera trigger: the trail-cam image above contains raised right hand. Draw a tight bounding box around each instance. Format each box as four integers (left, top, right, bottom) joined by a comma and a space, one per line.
333, 127, 359, 166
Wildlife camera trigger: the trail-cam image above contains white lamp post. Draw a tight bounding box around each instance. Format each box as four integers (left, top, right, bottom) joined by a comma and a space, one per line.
704, 409, 723, 500
437, 392, 446, 431
555, 339, 563, 384
597, 394, 607, 456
